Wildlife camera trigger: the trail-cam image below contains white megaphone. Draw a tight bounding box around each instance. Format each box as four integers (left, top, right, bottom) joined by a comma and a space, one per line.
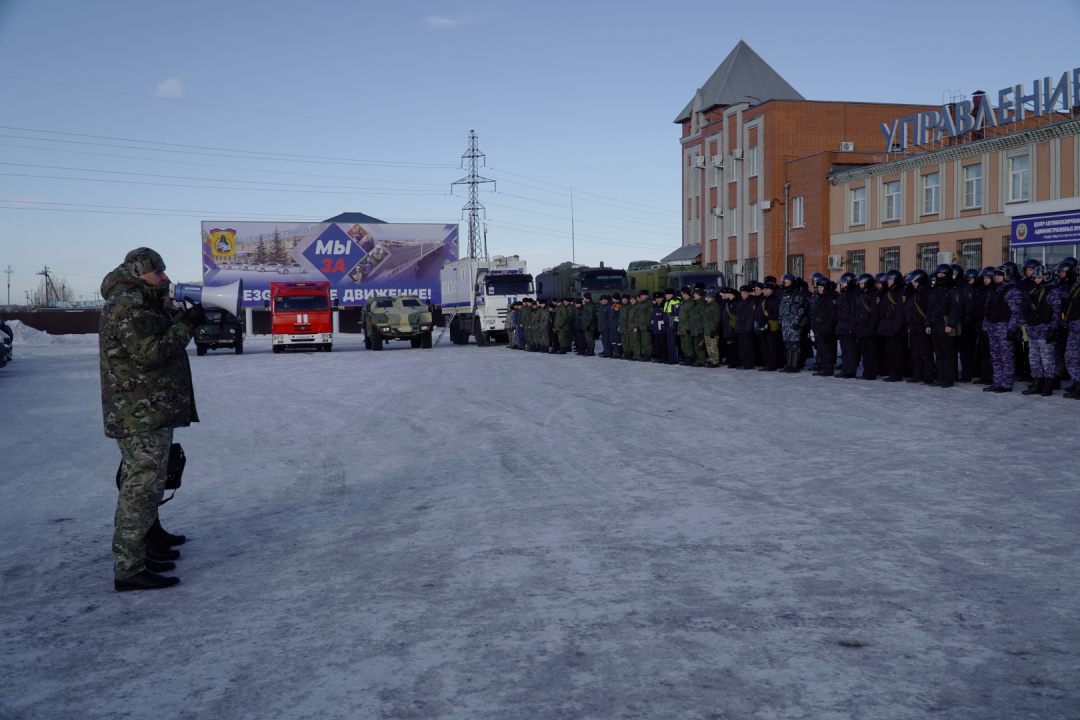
171, 280, 244, 318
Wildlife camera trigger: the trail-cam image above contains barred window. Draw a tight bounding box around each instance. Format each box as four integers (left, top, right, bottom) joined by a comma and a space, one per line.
917, 242, 940, 273
724, 260, 737, 283
959, 240, 982, 270
787, 254, 804, 278
847, 250, 865, 276
879, 246, 900, 272
743, 257, 760, 283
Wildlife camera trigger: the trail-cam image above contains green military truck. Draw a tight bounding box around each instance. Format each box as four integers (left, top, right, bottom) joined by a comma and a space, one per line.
627, 265, 727, 295
362, 295, 436, 350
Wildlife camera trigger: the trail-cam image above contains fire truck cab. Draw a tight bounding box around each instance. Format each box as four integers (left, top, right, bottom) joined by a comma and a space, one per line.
265, 281, 336, 353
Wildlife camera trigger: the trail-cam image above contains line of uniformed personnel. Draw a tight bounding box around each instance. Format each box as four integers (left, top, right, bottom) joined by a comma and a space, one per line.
501, 257, 1080, 400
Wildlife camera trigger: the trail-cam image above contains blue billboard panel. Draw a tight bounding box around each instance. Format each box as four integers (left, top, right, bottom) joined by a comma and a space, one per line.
1012, 210, 1080, 247
201, 222, 459, 307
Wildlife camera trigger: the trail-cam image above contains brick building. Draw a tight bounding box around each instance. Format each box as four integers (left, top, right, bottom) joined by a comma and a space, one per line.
676, 41, 933, 284
828, 101, 1080, 276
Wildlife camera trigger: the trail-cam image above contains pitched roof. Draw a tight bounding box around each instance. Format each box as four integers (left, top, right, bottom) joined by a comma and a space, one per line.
661, 243, 701, 264
323, 212, 385, 223
674, 40, 805, 123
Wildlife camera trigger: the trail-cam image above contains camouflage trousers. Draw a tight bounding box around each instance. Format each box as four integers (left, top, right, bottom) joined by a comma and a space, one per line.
624, 330, 640, 358
113, 428, 172, 579
1066, 321, 1080, 381
1028, 337, 1058, 378
985, 322, 1015, 389
639, 328, 653, 359
704, 336, 720, 364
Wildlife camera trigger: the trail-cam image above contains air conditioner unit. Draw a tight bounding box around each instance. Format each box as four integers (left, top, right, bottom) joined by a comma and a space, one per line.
760, 200, 772, 211
694, 157, 707, 168
712, 207, 724, 217
711, 155, 724, 168
828, 255, 844, 270
732, 148, 743, 159
840, 142, 855, 152
937, 251, 954, 264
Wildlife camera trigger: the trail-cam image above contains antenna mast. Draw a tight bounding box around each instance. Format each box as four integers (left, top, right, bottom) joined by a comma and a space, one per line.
451, 130, 495, 260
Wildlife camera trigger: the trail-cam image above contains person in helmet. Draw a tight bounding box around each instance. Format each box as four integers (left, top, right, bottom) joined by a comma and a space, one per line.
954, 267, 977, 382
971, 268, 995, 384
1021, 258, 1041, 287
924, 264, 962, 387
877, 269, 907, 382
1022, 266, 1064, 396
983, 265, 1025, 392
835, 272, 860, 378
904, 269, 934, 384
852, 273, 879, 380
1063, 267, 1080, 397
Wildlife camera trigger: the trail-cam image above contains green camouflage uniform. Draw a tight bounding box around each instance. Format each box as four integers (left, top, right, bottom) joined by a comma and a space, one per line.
621, 300, 639, 358
702, 298, 722, 364
677, 297, 697, 360
503, 304, 514, 347
689, 296, 707, 365
637, 298, 653, 360
99, 248, 198, 579
520, 305, 534, 349
582, 299, 598, 351
554, 302, 573, 350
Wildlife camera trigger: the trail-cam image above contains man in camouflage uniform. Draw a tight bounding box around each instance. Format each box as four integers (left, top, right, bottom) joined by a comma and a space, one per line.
581, 292, 598, 356
520, 298, 534, 351
554, 298, 573, 354
622, 293, 639, 360
99, 248, 201, 592
636, 290, 654, 361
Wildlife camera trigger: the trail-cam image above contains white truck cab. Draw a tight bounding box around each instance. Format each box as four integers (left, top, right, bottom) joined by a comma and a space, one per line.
440, 255, 532, 346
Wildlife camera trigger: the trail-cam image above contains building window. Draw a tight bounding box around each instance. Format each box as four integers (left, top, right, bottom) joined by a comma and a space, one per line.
847, 250, 865, 275
724, 260, 737, 284
747, 146, 759, 176
728, 155, 737, 183
729, 206, 738, 236
884, 181, 901, 221
748, 203, 758, 233
963, 164, 982, 209
787, 254, 804, 278
959, 240, 982, 270
743, 257, 759, 282
851, 187, 866, 225
922, 172, 940, 215
1009, 155, 1030, 202
791, 196, 804, 227
879, 246, 900, 272
917, 242, 940, 273
709, 213, 718, 240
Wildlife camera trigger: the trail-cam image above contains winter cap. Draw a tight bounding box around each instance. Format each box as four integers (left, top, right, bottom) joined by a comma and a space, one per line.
583, 292, 592, 300
638, 289, 649, 297
653, 291, 664, 299
125, 247, 165, 276
664, 288, 675, 295
600, 294, 610, 301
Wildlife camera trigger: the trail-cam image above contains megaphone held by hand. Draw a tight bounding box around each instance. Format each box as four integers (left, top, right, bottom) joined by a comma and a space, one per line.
171, 280, 243, 318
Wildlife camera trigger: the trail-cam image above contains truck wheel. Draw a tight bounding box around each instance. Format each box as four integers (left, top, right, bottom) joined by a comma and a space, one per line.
273, 345, 283, 354
364, 335, 372, 350
235, 342, 243, 355
325, 344, 332, 353
474, 319, 488, 347
372, 333, 383, 351
410, 337, 422, 348
421, 331, 432, 349
196, 346, 207, 356
448, 316, 460, 344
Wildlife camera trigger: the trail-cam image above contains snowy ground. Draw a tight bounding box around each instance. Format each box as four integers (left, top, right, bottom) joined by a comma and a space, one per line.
1, 326, 1079, 720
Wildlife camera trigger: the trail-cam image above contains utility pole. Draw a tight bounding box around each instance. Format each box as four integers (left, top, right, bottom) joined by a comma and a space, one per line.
37, 266, 56, 306
4, 265, 12, 306
570, 187, 576, 264
451, 131, 495, 260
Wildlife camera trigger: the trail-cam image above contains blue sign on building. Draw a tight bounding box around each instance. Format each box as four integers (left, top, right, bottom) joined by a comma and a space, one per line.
1012, 210, 1080, 247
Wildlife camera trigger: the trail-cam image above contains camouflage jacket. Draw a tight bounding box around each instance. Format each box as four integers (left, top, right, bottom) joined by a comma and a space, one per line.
98, 265, 198, 439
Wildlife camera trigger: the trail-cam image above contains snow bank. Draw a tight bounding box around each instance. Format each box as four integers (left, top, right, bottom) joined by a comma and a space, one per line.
6, 319, 97, 346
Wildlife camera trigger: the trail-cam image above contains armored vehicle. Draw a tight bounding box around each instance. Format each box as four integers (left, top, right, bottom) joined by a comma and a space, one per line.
362, 295, 435, 350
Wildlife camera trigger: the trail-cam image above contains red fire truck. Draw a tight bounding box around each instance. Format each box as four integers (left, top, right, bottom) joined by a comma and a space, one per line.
265, 281, 336, 353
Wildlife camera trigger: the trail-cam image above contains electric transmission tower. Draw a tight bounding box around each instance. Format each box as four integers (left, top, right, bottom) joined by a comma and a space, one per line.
451, 131, 495, 260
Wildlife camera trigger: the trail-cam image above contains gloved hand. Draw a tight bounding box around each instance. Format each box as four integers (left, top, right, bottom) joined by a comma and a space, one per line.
178, 297, 207, 327
1006, 329, 1017, 342
1046, 327, 1059, 343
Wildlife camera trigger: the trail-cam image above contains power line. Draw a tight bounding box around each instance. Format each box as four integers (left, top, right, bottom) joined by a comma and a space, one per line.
488, 194, 678, 232
487, 166, 680, 216
486, 220, 672, 251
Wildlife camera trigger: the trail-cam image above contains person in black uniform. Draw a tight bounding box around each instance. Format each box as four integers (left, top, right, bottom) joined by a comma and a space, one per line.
925, 264, 962, 388
905, 269, 935, 384
734, 285, 756, 369
853, 273, 880, 380
835, 272, 859, 378
811, 280, 838, 376
875, 269, 906, 382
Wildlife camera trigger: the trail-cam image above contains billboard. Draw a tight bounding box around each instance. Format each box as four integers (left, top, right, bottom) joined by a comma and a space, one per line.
201, 222, 458, 307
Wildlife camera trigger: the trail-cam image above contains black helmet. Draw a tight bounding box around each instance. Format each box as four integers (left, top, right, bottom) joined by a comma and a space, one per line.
856, 273, 875, 286
1003, 260, 1019, 273
976, 266, 995, 281
933, 263, 952, 277
994, 265, 1015, 282
838, 272, 856, 286
964, 268, 979, 281
873, 273, 886, 284
780, 273, 796, 285
950, 263, 964, 281
1032, 265, 1053, 282
809, 272, 827, 287
1063, 256, 1078, 268
1054, 261, 1076, 282
1022, 258, 1041, 272
884, 269, 904, 286
907, 268, 929, 286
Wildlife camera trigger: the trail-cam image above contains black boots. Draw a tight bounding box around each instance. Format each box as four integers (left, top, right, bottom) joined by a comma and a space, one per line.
1022, 379, 1044, 395
146, 518, 186, 547
115, 569, 180, 592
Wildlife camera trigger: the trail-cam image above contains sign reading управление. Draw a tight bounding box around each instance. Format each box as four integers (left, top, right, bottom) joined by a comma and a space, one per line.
881, 68, 1080, 151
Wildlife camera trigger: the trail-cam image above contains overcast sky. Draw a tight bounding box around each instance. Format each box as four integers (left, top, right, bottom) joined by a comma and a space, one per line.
1, 0, 1078, 300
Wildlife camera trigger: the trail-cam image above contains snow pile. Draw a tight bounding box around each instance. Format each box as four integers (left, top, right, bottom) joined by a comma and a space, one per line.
5, 319, 97, 347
